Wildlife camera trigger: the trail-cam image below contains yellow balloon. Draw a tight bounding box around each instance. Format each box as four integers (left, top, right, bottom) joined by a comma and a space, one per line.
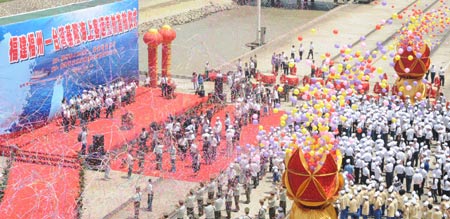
392, 13, 398, 19
351, 104, 358, 110
380, 83, 387, 89
382, 55, 387, 61
289, 62, 295, 68
311, 28, 317, 33
394, 55, 400, 61
408, 55, 414, 61
273, 108, 279, 114
259, 125, 264, 131
377, 67, 383, 73
278, 86, 284, 93
280, 121, 286, 127
399, 86, 405, 92
293, 89, 300, 95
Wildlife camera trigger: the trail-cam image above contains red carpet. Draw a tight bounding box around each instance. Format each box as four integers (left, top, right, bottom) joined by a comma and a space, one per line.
1, 88, 208, 156
111, 106, 283, 182
0, 163, 80, 219
0, 88, 207, 218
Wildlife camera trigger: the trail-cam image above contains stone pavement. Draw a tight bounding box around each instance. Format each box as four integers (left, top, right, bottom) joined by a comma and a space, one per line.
139, 0, 234, 25
81, 169, 158, 219
216, 0, 418, 73
0, 0, 87, 17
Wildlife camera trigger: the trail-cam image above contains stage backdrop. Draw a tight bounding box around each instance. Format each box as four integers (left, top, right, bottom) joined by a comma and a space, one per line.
0, 0, 139, 134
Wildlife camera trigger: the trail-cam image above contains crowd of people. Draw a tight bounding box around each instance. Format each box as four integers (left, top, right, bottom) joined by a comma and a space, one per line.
332, 93, 450, 219
66, 34, 450, 219
62, 79, 137, 133
169, 133, 289, 219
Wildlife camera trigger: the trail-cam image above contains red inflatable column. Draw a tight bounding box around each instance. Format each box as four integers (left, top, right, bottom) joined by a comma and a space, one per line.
159, 25, 177, 79
143, 29, 162, 88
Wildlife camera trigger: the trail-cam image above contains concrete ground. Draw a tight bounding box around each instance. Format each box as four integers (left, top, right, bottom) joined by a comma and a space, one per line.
86, 0, 450, 218
81, 170, 160, 219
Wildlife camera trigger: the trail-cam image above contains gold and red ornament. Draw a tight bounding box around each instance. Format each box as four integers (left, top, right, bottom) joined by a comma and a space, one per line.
159, 25, 177, 78
143, 29, 163, 88
283, 128, 344, 219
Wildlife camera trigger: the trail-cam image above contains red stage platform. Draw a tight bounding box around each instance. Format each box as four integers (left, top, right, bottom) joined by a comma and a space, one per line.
111, 106, 283, 182
0, 87, 208, 219
1, 88, 208, 156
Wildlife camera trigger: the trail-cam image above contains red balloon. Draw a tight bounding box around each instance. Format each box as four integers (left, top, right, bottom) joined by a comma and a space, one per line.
375, 24, 382, 30
332, 29, 339, 35
298, 36, 303, 41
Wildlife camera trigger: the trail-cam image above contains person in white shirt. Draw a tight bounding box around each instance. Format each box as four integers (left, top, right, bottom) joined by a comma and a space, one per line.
80, 127, 88, 155
146, 179, 153, 211
204, 200, 215, 219
144, 75, 150, 87
133, 187, 142, 219
439, 66, 445, 86
290, 45, 295, 59
298, 43, 304, 60
412, 169, 424, 197
154, 142, 164, 170
185, 190, 196, 218
105, 95, 114, 118
307, 41, 314, 59
176, 200, 187, 219
161, 76, 168, 97
214, 195, 224, 219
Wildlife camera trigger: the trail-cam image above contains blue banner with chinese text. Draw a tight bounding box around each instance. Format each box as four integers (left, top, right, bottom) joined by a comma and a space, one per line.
0, 0, 139, 134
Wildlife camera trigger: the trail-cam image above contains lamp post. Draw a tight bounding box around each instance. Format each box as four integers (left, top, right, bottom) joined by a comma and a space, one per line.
257, 0, 261, 45
143, 29, 162, 88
